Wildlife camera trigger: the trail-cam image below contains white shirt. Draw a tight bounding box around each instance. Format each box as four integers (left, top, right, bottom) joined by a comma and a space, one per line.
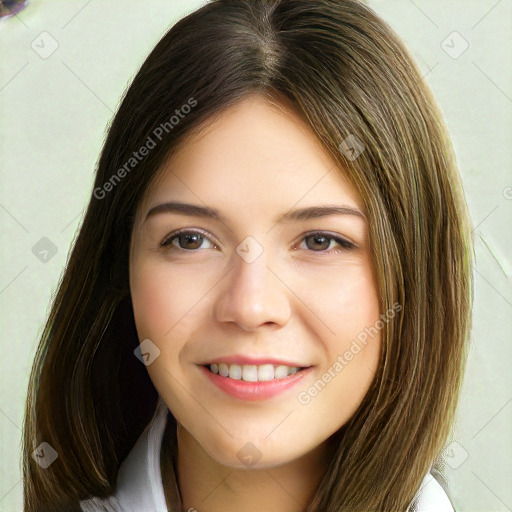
80, 397, 454, 511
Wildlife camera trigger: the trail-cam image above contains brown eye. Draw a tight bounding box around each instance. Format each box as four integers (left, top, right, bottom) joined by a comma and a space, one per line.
300, 232, 355, 253
305, 234, 331, 251
161, 230, 215, 251
160, 230, 355, 254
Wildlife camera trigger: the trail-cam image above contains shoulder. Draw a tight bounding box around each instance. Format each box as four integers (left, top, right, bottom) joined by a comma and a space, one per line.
410, 472, 455, 512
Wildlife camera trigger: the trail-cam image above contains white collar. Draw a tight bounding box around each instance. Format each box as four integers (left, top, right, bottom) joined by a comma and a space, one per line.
81, 397, 454, 511
80, 397, 169, 512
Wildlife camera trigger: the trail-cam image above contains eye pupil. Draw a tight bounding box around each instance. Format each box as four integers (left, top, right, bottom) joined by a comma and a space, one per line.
307, 235, 330, 251
180, 233, 203, 250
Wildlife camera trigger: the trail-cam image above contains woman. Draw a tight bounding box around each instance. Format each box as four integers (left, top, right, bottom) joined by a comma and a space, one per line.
22, 0, 473, 510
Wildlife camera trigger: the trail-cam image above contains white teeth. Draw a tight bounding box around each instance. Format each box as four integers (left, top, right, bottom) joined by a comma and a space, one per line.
242, 365, 258, 382
228, 364, 242, 380
257, 364, 274, 381
274, 365, 290, 379
208, 363, 303, 381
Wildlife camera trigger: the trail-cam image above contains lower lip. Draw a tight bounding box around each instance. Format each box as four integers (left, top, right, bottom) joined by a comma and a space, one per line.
199, 365, 312, 401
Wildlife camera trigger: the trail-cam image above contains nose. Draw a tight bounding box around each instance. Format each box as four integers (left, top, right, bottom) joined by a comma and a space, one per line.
214, 247, 291, 331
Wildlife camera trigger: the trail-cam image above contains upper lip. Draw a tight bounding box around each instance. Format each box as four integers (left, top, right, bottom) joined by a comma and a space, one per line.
200, 354, 312, 368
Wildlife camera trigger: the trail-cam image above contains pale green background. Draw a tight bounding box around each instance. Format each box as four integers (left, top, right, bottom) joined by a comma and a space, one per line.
1, 1, 511, 511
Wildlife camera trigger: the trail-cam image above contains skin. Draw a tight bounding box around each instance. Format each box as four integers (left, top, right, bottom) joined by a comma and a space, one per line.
129, 94, 382, 512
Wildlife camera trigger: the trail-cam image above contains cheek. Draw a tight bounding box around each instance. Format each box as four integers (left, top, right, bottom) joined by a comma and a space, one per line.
130, 261, 210, 340
129, 262, 208, 400
314, 263, 381, 386
298, 282, 381, 430
130, 273, 170, 340
314, 262, 381, 345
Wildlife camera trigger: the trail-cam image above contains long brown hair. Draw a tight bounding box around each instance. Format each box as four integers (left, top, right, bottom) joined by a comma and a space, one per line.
22, 1, 473, 510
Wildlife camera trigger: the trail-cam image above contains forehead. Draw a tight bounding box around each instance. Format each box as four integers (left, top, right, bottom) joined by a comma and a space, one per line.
136, 95, 361, 223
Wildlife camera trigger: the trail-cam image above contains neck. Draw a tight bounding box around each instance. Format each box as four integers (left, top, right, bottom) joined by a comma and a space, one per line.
170, 423, 330, 512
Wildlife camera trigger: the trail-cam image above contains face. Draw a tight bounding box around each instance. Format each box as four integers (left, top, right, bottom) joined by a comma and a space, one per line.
129, 94, 381, 469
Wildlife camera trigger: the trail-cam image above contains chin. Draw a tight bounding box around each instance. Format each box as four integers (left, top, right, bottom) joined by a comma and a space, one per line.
201, 434, 300, 470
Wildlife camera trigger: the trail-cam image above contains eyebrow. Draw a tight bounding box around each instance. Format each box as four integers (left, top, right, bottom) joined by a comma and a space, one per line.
144, 201, 365, 225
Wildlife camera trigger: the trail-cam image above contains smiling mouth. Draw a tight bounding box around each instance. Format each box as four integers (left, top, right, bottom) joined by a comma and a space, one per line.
203, 363, 310, 382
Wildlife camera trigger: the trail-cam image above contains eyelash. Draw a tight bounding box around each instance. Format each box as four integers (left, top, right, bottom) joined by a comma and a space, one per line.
160, 229, 356, 254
